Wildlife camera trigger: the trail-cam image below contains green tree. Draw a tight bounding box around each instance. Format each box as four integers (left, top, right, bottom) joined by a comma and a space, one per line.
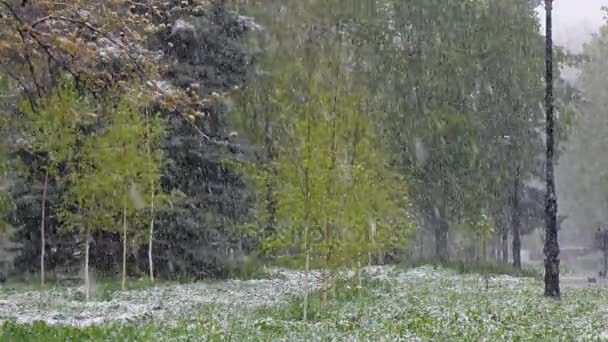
1, 0, 256, 280
143, 107, 168, 282
20, 83, 88, 289
234, 45, 412, 318
62, 156, 115, 302
562, 8, 608, 249
60, 89, 167, 299
86, 91, 167, 289
338, 0, 552, 263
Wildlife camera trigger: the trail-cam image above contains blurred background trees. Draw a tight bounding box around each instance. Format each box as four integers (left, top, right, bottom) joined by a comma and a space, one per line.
0, 0, 585, 284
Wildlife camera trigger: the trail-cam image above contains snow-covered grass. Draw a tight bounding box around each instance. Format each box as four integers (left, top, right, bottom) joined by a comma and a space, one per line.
0, 269, 322, 327
2, 266, 608, 341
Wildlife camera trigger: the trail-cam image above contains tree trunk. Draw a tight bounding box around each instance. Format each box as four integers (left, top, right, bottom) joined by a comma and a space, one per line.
264, 174, 277, 239
84, 228, 91, 302
303, 228, 309, 323
145, 108, 155, 283
122, 204, 127, 291
435, 206, 449, 262
148, 188, 155, 283
501, 223, 508, 264
40, 170, 48, 290
493, 236, 500, 262
357, 260, 362, 296
263, 118, 277, 239
603, 248, 608, 278
369, 219, 376, 266
544, 0, 560, 298
302, 113, 312, 322
512, 167, 522, 269
418, 232, 424, 259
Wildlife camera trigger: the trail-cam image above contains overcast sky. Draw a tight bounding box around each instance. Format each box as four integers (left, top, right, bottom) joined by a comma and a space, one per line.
537, 0, 608, 51
553, 0, 606, 27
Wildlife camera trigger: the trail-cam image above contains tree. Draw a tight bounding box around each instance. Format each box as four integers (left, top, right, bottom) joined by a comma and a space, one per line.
234, 35, 412, 317
1, 0, 259, 280
86, 91, 167, 289
341, 0, 553, 264
240, 0, 549, 264
62, 159, 114, 302
559, 8, 608, 257
544, 0, 560, 298
143, 107, 168, 282
20, 82, 86, 289
57, 88, 165, 299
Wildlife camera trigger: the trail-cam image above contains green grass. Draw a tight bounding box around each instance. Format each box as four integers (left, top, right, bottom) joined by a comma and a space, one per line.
0, 274, 171, 302
0, 321, 158, 341
226, 257, 273, 281
254, 276, 390, 323
399, 258, 542, 279
86, 277, 170, 302
2, 265, 607, 341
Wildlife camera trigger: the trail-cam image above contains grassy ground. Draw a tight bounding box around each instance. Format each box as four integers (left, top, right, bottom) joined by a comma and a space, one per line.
1, 265, 607, 341
398, 258, 543, 279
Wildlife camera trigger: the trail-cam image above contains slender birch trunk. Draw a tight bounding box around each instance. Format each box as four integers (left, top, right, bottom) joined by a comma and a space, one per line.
145, 108, 155, 283
40, 170, 49, 290
303, 230, 310, 323
148, 191, 155, 282
84, 228, 91, 302
122, 204, 127, 290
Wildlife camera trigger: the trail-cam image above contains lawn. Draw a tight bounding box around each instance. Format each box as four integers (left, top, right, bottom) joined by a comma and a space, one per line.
1, 265, 607, 341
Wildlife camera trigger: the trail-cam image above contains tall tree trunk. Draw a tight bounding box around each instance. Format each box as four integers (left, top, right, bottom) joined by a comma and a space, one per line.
40, 170, 48, 290
418, 231, 424, 259
494, 238, 498, 262
544, 0, 560, 298
368, 219, 376, 266
263, 119, 277, 239
148, 192, 154, 283
492, 234, 498, 261
501, 223, 508, 264
302, 113, 312, 322
512, 166, 522, 269
435, 206, 449, 262
122, 204, 127, 291
145, 108, 155, 283
84, 227, 91, 302
603, 248, 608, 278
303, 233, 310, 322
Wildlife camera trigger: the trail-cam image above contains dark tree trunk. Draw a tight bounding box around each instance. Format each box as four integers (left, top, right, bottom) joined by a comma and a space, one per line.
418, 232, 424, 259
263, 119, 277, 239
512, 167, 522, 269
40, 169, 48, 289
544, 0, 560, 298
435, 206, 449, 262
603, 248, 608, 278
501, 223, 508, 264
